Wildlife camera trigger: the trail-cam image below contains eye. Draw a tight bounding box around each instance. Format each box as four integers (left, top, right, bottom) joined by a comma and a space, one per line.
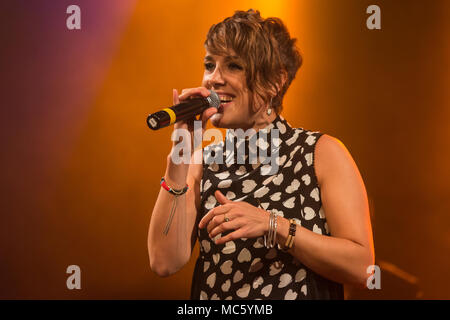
204, 62, 215, 71
229, 63, 243, 70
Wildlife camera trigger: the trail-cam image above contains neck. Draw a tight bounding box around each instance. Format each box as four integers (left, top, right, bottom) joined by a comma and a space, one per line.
239, 109, 277, 132
252, 112, 277, 131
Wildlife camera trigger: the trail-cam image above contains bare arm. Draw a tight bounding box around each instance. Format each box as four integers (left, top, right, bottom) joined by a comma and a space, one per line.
147, 151, 202, 277
147, 87, 217, 277
202, 134, 374, 287
276, 134, 375, 287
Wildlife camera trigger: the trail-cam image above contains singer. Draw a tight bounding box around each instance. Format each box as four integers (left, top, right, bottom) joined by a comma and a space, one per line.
148, 9, 374, 300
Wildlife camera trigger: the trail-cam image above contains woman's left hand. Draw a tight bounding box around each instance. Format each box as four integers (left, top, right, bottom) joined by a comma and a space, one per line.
198, 190, 270, 245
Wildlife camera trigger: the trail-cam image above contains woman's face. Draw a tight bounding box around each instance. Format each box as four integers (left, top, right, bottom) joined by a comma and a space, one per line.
202, 49, 258, 129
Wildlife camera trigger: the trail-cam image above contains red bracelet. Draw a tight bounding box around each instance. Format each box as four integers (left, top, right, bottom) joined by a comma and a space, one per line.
160, 177, 188, 196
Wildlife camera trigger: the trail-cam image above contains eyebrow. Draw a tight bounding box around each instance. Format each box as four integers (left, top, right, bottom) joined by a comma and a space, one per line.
204, 55, 214, 62
204, 55, 242, 63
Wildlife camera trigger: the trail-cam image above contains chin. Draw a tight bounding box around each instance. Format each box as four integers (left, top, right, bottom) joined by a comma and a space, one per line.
211, 114, 241, 129
210, 113, 225, 128
210, 107, 248, 129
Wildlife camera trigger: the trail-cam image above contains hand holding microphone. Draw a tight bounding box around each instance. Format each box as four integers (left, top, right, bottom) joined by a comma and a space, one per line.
147, 88, 220, 130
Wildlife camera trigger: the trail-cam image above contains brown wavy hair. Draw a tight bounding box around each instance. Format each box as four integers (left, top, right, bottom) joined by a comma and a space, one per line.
204, 9, 302, 114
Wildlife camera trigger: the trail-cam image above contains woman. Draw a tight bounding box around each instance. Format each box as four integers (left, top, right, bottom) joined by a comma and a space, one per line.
148, 9, 374, 300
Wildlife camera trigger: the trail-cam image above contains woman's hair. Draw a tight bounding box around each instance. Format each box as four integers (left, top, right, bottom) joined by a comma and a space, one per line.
204, 9, 302, 114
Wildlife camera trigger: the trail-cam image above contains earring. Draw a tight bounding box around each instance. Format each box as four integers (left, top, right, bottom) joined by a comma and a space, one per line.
267, 96, 273, 115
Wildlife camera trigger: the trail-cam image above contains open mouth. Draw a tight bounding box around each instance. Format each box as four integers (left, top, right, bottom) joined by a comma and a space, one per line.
218, 94, 234, 110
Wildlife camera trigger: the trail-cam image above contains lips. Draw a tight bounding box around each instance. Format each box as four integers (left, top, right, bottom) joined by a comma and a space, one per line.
216, 93, 235, 111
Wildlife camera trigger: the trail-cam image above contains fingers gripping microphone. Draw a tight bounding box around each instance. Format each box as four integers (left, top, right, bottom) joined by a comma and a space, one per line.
147, 90, 220, 130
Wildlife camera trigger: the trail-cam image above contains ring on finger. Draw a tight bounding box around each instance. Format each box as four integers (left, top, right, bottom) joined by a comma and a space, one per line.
224, 214, 230, 223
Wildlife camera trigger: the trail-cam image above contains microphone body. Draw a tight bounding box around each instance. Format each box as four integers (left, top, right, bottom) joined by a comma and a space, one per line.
147, 90, 220, 130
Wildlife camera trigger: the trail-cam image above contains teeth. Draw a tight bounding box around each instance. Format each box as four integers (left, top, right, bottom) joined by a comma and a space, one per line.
219, 95, 234, 103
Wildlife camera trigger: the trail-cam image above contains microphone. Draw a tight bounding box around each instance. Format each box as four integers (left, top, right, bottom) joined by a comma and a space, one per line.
147, 90, 220, 130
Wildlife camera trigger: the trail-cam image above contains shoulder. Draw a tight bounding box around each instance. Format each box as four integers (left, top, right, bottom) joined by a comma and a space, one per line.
315, 134, 348, 156
314, 134, 359, 186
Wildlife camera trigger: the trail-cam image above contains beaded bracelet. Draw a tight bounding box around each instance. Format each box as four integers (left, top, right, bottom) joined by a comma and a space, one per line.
160, 177, 188, 196
281, 219, 297, 251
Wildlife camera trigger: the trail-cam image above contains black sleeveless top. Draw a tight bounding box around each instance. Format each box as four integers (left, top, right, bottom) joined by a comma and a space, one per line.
190, 115, 344, 300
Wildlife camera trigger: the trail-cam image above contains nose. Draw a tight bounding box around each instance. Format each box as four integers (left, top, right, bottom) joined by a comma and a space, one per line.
208, 66, 225, 88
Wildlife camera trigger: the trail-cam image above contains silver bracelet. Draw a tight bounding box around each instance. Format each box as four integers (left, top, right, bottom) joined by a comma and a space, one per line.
271, 214, 278, 248
268, 212, 274, 248
264, 212, 271, 248
265, 211, 278, 248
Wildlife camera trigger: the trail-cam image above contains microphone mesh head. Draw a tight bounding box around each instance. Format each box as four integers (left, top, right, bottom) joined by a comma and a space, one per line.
207, 90, 221, 109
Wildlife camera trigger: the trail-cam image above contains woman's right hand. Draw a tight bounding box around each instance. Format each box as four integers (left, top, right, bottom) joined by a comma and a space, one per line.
172, 87, 218, 151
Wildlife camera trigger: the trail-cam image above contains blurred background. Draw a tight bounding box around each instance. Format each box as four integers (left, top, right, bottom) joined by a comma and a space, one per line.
0, 0, 449, 299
